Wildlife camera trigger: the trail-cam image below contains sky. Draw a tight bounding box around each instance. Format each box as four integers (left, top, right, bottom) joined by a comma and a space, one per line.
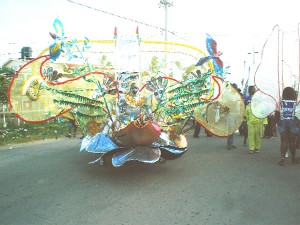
1, 0, 300, 86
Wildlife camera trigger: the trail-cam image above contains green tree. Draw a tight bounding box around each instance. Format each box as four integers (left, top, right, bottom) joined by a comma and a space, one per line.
148, 56, 160, 74
0, 67, 15, 76
0, 75, 10, 104
0, 67, 14, 104
98, 55, 114, 77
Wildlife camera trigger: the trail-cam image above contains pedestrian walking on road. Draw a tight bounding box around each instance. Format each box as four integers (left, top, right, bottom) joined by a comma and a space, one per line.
277, 87, 299, 166
226, 83, 239, 150
245, 86, 265, 154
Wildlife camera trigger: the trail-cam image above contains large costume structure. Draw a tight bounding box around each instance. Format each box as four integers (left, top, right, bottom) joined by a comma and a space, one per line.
8, 19, 245, 167
248, 25, 300, 119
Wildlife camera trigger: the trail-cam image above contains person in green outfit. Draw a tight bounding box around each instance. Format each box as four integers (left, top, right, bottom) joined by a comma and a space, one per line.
245, 86, 266, 154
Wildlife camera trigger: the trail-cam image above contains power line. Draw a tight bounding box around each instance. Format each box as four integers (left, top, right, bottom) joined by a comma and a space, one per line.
69, 1, 297, 37
66, 0, 202, 46
67, 0, 177, 35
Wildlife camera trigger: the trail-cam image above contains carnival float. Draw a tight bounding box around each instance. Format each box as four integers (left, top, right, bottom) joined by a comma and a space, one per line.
8, 18, 245, 167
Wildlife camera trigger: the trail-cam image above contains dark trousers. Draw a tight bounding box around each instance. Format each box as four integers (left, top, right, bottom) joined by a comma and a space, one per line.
295, 133, 300, 148
264, 124, 272, 138
242, 122, 248, 144
280, 130, 297, 159
193, 122, 201, 137
68, 120, 77, 135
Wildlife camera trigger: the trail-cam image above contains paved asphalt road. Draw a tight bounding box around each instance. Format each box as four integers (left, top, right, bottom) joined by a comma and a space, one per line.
0, 133, 299, 225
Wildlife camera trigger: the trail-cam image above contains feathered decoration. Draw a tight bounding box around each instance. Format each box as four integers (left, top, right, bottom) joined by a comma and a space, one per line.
49, 18, 65, 60
136, 26, 141, 45
114, 26, 118, 45
49, 18, 78, 61
196, 34, 223, 77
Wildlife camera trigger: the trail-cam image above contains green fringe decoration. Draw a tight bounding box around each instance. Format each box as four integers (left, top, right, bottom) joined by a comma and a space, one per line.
53, 99, 104, 110
75, 111, 106, 120
168, 88, 212, 101
45, 86, 104, 106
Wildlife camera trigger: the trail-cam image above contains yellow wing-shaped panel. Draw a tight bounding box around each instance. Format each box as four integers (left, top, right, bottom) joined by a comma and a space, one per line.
194, 79, 245, 137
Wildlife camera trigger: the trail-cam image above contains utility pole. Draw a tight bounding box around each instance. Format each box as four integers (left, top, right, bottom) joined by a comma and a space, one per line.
159, 0, 173, 42
246, 46, 259, 85
159, 0, 173, 71
247, 46, 259, 65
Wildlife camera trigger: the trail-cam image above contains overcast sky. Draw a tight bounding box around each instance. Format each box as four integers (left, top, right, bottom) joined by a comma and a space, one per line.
1, 0, 300, 85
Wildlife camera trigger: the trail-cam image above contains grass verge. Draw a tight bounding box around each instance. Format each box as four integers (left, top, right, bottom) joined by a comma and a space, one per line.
0, 121, 70, 146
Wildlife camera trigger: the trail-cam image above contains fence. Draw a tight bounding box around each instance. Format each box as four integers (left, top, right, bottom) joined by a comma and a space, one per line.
0, 104, 61, 128
0, 104, 26, 128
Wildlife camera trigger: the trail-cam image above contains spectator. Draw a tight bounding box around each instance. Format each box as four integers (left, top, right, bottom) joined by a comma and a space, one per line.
263, 113, 277, 139
193, 120, 201, 138
65, 119, 78, 138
